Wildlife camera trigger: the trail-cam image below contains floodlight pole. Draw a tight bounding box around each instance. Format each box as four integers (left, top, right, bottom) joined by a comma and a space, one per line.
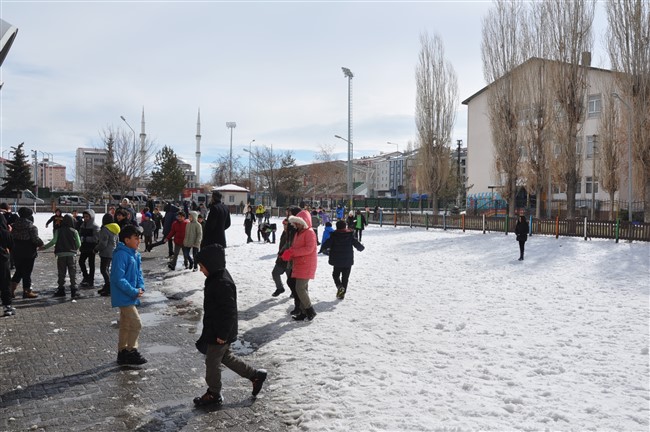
226, 122, 237, 184
342, 67, 354, 210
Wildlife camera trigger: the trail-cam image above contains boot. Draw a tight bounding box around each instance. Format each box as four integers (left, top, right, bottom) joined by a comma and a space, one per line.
52, 287, 66, 297
22, 289, 38, 299
71, 287, 82, 299
289, 298, 301, 315
98, 284, 111, 297
292, 311, 307, 321
10, 282, 18, 298
305, 307, 317, 321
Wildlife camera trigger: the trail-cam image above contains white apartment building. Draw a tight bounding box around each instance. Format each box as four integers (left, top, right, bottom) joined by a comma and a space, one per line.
36, 159, 68, 191
462, 57, 619, 211
75, 148, 108, 192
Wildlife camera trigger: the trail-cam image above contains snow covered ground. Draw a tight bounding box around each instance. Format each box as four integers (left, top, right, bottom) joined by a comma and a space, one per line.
31, 211, 649, 431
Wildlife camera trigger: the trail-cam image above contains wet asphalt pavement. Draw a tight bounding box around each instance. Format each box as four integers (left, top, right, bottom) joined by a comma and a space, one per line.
0, 243, 288, 432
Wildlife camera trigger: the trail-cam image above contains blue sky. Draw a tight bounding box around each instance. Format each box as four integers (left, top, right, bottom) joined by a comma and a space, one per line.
0, 1, 609, 183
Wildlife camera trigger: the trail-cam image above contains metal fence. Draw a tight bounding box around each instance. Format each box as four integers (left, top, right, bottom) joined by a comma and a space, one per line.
369, 212, 650, 243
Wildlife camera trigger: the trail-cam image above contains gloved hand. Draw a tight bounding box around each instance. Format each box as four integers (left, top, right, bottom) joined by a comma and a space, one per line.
281, 248, 293, 261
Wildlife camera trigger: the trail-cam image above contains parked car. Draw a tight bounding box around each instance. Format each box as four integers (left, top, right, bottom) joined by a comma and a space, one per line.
0, 189, 44, 205
58, 195, 93, 206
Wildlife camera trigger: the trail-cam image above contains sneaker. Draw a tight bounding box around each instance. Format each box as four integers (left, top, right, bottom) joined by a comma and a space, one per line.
52, 288, 66, 298
251, 370, 267, 396
271, 288, 285, 297
128, 349, 148, 365
336, 287, 346, 300
3, 305, 16, 316
292, 312, 307, 321
117, 349, 130, 365
22, 290, 38, 299
98, 288, 111, 297
193, 389, 223, 407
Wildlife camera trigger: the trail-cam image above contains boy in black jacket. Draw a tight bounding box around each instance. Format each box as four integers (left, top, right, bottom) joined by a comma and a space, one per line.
322, 220, 365, 300
193, 244, 267, 406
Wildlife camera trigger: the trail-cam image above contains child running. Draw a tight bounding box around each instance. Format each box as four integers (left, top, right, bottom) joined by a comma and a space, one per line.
193, 244, 267, 406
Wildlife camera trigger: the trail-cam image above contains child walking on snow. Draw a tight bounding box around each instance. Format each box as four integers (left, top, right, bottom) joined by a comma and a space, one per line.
321, 220, 365, 300
193, 244, 267, 406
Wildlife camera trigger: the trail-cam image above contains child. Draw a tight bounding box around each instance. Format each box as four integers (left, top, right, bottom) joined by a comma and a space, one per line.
42, 215, 82, 299
78, 210, 100, 287
353, 209, 368, 242
45, 208, 63, 233
166, 211, 188, 270
111, 224, 147, 365
321, 220, 365, 300
1, 214, 15, 316
184, 211, 203, 271
96, 213, 120, 297
151, 208, 163, 241
140, 212, 156, 252
282, 209, 318, 321
193, 244, 267, 406
318, 221, 334, 254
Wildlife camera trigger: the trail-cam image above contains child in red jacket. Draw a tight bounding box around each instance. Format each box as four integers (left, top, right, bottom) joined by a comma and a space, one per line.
166, 211, 188, 270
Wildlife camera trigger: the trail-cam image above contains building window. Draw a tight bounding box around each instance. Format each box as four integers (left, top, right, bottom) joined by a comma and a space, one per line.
586, 135, 597, 159
588, 94, 602, 118
586, 176, 598, 194
576, 180, 581, 194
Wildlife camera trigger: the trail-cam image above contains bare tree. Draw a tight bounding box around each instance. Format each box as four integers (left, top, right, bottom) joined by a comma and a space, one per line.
597, 92, 622, 219
607, 0, 650, 222
246, 145, 295, 206
545, 0, 596, 219
308, 144, 344, 204
210, 154, 245, 186
415, 32, 458, 213
481, 0, 527, 216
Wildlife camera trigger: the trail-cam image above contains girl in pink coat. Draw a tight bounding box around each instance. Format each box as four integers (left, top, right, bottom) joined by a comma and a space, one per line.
281, 209, 318, 321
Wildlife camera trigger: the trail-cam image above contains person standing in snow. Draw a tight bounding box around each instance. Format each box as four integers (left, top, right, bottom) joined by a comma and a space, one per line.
281, 209, 318, 321
184, 211, 203, 271
353, 209, 368, 242
201, 191, 231, 249
515, 215, 529, 261
193, 243, 267, 406
243, 205, 255, 243
96, 213, 120, 297
322, 220, 364, 300
10, 207, 44, 299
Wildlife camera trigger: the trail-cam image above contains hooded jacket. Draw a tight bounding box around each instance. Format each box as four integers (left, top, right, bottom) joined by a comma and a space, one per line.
322, 228, 365, 268
110, 242, 145, 308
287, 210, 317, 279
196, 244, 238, 345
162, 203, 179, 237
96, 213, 120, 258
0, 213, 14, 264
79, 209, 100, 252
10, 210, 44, 259
184, 211, 203, 248
43, 215, 81, 257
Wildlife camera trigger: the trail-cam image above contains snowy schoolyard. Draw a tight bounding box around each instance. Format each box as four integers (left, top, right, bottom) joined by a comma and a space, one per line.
32, 211, 649, 431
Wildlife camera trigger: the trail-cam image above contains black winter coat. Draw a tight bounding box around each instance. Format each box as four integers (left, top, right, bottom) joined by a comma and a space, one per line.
198, 269, 238, 346
515, 220, 529, 242
322, 229, 364, 268
201, 201, 231, 248
10, 217, 43, 259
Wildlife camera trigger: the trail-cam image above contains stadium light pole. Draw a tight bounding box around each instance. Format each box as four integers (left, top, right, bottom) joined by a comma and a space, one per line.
387, 141, 400, 153
342, 67, 354, 210
226, 122, 237, 184
611, 93, 633, 222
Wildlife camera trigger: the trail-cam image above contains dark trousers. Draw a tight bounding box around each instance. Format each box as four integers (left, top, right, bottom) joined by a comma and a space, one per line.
57, 256, 76, 289
332, 266, 352, 289
167, 239, 174, 256
0, 258, 11, 306
182, 247, 196, 268
271, 263, 287, 291
354, 229, 363, 241
100, 257, 112, 289
79, 249, 96, 280
153, 228, 160, 241
11, 255, 36, 291
205, 343, 256, 395
144, 235, 153, 252
518, 240, 526, 258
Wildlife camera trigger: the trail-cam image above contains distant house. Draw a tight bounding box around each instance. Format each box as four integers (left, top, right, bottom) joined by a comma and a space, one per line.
213, 184, 248, 210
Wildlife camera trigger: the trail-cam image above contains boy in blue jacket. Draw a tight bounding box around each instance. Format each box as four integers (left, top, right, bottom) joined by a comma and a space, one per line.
193, 244, 267, 406
111, 224, 147, 365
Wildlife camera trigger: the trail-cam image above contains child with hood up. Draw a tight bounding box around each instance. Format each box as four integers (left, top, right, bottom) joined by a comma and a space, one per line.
318, 221, 334, 255
193, 244, 267, 406
139, 212, 156, 252
281, 209, 318, 321
78, 209, 100, 287
42, 215, 82, 299
95, 213, 120, 296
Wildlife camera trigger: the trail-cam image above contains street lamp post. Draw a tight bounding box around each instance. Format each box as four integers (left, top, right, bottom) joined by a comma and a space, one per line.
387, 141, 399, 153
335, 134, 353, 209
248, 139, 255, 192
612, 93, 633, 222
342, 67, 354, 209
226, 122, 237, 184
